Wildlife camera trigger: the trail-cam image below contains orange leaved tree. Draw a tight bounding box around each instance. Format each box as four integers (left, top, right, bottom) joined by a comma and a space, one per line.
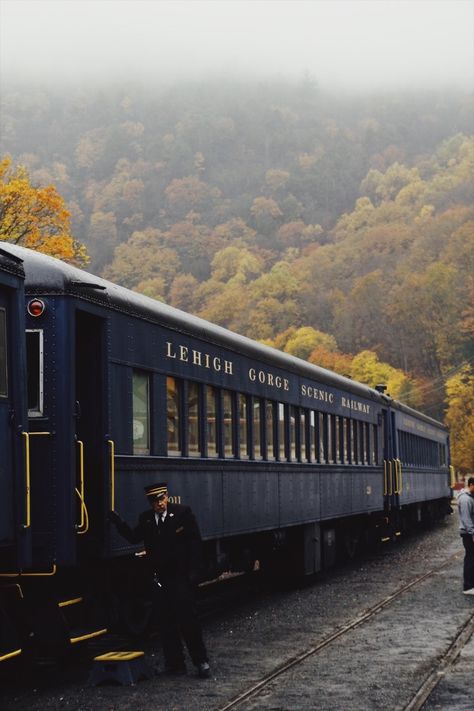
0, 156, 88, 265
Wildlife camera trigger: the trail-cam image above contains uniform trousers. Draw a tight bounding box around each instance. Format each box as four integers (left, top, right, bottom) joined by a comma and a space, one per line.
461, 534, 474, 591
154, 575, 207, 668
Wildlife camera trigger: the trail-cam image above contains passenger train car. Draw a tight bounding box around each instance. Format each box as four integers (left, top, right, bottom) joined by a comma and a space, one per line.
0, 242, 452, 656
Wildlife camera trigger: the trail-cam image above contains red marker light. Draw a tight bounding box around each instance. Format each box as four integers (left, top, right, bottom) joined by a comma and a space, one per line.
27, 299, 46, 317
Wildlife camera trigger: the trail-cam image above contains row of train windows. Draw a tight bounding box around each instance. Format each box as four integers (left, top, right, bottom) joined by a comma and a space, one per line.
133, 371, 379, 465
399, 430, 447, 468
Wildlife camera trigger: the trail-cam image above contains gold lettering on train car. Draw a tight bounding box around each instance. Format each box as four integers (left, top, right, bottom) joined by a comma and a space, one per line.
341, 396, 370, 414
301, 384, 334, 403
168, 495, 181, 504
165, 341, 234, 377
248, 368, 290, 391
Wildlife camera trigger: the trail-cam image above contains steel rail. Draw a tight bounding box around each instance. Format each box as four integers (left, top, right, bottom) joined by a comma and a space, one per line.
216, 552, 461, 711
403, 610, 474, 711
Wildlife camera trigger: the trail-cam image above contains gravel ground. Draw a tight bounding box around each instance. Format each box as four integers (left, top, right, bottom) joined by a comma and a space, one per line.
423, 621, 474, 711
1, 510, 472, 711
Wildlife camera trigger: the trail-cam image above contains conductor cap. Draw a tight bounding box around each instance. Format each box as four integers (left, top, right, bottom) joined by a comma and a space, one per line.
144, 483, 168, 501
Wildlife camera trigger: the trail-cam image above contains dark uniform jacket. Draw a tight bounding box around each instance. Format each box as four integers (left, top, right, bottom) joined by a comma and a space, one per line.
115, 503, 203, 582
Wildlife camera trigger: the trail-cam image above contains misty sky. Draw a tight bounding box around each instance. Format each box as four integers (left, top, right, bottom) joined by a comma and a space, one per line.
1, 0, 473, 91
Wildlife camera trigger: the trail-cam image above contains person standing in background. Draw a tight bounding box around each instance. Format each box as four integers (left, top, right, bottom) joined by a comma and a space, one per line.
457, 476, 474, 595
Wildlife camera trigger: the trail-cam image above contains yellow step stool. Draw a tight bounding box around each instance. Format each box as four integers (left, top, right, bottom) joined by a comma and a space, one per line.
89, 651, 150, 686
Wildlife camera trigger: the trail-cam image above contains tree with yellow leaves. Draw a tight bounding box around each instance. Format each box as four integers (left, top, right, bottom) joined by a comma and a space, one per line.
445, 365, 474, 474
0, 156, 88, 265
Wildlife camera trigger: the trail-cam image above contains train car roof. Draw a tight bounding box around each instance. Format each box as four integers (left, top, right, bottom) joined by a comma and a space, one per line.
0, 242, 447, 432
0, 245, 25, 279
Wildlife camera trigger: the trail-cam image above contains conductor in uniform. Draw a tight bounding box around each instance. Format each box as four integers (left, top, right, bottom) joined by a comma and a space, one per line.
109, 483, 211, 678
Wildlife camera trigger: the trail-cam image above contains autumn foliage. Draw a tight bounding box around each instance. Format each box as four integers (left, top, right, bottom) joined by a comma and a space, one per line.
1, 81, 472, 470
0, 156, 87, 265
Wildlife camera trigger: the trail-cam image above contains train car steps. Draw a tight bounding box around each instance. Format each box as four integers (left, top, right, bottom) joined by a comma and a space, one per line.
88, 650, 151, 686
57, 596, 108, 646
0, 584, 24, 662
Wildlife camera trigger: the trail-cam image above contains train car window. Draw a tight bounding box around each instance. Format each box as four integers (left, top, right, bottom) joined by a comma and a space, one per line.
238, 393, 249, 459
326, 414, 333, 464
342, 417, 348, 463
366, 423, 371, 465
289, 406, 297, 461
206, 385, 218, 458
132, 370, 150, 455
359, 420, 364, 464
372, 424, 378, 464
26, 330, 43, 416
300, 410, 307, 461
0, 308, 7, 397
278, 403, 286, 461
351, 420, 357, 464
404, 432, 410, 465
167, 376, 181, 456
188, 381, 201, 457
439, 443, 446, 466
408, 433, 412, 464
266, 400, 276, 461
223, 390, 234, 457
319, 412, 326, 463
362, 422, 370, 464
253, 399, 263, 460
309, 411, 316, 462
399, 431, 406, 465
333, 415, 341, 464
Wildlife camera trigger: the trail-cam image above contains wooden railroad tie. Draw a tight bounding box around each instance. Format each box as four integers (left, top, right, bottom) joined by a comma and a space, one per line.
89, 650, 151, 686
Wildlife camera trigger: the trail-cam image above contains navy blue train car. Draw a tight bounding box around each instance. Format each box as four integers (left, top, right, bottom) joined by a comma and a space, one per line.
0, 247, 29, 662
0, 242, 451, 649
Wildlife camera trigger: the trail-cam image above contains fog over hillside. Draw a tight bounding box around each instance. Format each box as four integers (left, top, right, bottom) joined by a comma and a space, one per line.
1, 0, 473, 91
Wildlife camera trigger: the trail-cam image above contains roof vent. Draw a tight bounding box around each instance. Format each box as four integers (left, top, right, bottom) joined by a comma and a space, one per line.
375, 384, 387, 393
70, 280, 106, 291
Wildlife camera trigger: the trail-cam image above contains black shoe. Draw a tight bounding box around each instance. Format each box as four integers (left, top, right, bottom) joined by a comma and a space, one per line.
197, 661, 211, 678
164, 664, 187, 676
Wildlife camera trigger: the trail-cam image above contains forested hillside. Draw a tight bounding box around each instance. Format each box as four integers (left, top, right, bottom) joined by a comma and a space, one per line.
1, 80, 473, 469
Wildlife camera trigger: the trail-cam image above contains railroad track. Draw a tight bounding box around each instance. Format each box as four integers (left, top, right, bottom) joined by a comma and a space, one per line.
216, 551, 471, 711
403, 609, 474, 711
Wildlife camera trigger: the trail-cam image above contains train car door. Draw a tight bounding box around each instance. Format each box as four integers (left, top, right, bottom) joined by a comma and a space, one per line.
0, 271, 30, 571
74, 309, 107, 559
382, 405, 403, 540
381, 408, 397, 511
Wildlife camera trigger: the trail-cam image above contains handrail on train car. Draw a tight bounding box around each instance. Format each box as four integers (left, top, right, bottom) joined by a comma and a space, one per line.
0, 649, 22, 662
388, 460, 393, 495
449, 465, 456, 488
21, 431, 51, 528
75, 439, 89, 534
0, 564, 57, 578
383, 460, 388, 496
21, 432, 31, 529
108, 439, 115, 511
395, 459, 403, 494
